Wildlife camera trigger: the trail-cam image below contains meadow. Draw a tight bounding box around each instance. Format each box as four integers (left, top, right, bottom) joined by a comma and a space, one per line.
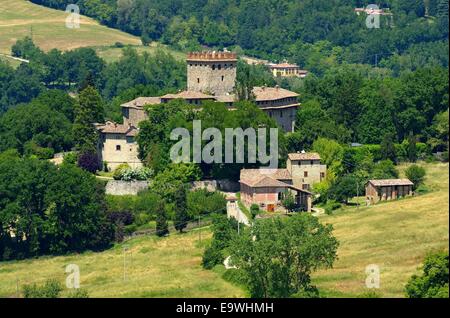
0, 228, 244, 298
313, 162, 449, 297
0, 0, 141, 55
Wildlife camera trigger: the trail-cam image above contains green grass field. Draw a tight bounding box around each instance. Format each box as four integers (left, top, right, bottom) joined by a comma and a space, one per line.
0, 229, 244, 298
0, 162, 447, 298
95, 43, 186, 63
313, 162, 449, 297
0, 0, 141, 55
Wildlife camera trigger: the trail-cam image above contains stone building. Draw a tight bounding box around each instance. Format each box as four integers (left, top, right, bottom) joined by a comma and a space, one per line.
95, 121, 142, 171
286, 152, 327, 191
98, 51, 302, 170
187, 51, 237, 95
268, 62, 308, 78
240, 169, 312, 212
239, 152, 327, 212
365, 179, 414, 205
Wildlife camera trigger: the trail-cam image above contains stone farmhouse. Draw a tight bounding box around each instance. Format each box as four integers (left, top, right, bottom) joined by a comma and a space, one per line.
239, 152, 327, 212
365, 179, 414, 205
97, 51, 302, 170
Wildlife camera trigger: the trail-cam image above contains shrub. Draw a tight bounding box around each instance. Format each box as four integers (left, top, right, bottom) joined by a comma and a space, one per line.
67, 289, 89, 298
405, 164, 426, 190
113, 163, 131, 180
63, 152, 78, 165
250, 204, 260, 218
113, 165, 154, 181
23, 279, 63, 298
114, 42, 124, 48
324, 200, 342, 215
202, 243, 224, 269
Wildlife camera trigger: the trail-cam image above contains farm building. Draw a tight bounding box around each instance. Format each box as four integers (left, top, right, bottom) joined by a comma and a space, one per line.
365, 179, 414, 204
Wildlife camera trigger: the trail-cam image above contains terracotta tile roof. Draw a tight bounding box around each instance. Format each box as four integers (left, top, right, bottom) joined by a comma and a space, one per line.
240, 169, 293, 188
288, 152, 321, 161
96, 121, 138, 137
160, 91, 215, 100
121, 97, 161, 108
252, 86, 299, 101
368, 179, 414, 187
214, 94, 236, 103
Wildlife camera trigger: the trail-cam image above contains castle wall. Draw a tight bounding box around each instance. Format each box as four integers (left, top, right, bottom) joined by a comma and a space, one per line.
187, 61, 237, 95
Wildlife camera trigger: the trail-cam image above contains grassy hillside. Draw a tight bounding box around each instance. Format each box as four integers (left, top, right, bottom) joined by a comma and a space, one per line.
313, 162, 449, 297
0, 229, 244, 298
0, 0, 141, 54
0, 163, 447, 298
95, 43, 186, 63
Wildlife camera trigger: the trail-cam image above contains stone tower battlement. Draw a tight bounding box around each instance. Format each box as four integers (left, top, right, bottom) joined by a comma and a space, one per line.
187, 51, 237, 96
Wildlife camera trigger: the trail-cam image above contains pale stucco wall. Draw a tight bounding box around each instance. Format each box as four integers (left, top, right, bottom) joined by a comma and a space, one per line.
99, 133, 142, 171
288, 159, 327, 190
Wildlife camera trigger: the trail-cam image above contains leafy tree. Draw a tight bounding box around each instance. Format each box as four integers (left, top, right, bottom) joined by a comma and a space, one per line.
11, 36, 43, 60
202, 214, 239, 269
73, 86, 104, 152
380, 133, 397, 163
328, 174, 358, 204
281, 191, 296, 213
405, 165, 426, 190
77, 151, 100, 173
371, 160, 399, 179
230, 214, 338, 298
405, 251, 449, 298
312, 138, 344, 176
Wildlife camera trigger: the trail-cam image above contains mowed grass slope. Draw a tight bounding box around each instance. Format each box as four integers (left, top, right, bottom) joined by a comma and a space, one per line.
0, 230, 245, 298
0, 163, 447, 298
0, 0, 141, 54
313, 162, 449, 297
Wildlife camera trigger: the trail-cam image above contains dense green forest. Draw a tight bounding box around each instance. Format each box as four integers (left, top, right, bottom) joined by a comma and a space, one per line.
31, 0, 448, 74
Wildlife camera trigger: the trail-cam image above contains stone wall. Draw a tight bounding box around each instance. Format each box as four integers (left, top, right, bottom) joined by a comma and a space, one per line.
105, 180, 149, 195
187, 61, 237, 95
190, 179, 240, 192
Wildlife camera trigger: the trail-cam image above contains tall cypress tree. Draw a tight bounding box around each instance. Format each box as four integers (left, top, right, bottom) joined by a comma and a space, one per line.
156, 202, 169, 237
173, 186, 188, 233
380, 133, 397, 163
407, 131, 417, 163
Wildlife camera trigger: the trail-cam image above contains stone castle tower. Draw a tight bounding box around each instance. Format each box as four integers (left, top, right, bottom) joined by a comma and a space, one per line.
186, 51, 237, 96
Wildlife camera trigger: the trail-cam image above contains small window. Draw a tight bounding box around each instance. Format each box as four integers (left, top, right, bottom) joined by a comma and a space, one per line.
302, 184, 310, 190
304, 171, 308, 177
320, 172, 325, 179
212, 64, 216, 70
280, 111, 283, 118
221, 75, 224, 81
310, 160, 314, 165
197, 78, 200, 83
116, 145, 121, 151
218, 64, 222, 70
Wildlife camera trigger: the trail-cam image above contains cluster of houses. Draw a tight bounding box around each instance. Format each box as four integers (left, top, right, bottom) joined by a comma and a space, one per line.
95, 50, 415, 213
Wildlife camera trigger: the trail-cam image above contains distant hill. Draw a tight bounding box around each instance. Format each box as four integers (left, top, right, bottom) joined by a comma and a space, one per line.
0, 0, 141, 54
